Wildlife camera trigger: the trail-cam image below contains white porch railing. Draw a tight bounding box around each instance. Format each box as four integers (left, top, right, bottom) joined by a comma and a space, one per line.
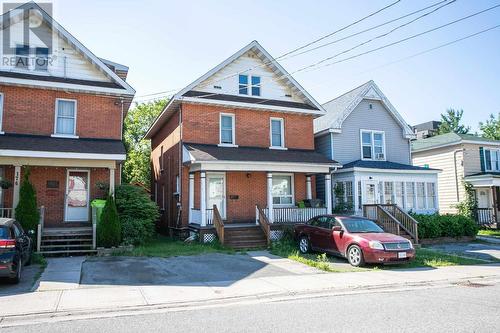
36, 206, 45, 253
0, 208, 13, 218
190, 208, 214, 225
262, 207, 327, 223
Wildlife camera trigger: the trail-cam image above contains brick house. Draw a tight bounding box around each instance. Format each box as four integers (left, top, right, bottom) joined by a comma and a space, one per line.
0, 3, 135, 253
145, 41, 339, 246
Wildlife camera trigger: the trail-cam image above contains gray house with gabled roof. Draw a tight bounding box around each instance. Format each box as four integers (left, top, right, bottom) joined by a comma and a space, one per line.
314, 81, 439, 215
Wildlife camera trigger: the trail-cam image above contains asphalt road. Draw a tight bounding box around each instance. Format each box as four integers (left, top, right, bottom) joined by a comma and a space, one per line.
4, 282, 500, 333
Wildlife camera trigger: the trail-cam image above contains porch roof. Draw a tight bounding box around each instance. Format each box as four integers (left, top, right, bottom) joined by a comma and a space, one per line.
465, 172, 500, 187
0, 133, 126, 160
337, 160, 439, 173
183, 143, 339, 173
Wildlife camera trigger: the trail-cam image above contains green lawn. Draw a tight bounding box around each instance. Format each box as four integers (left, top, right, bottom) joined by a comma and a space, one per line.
270, 237, 485, 272
478, 229, 500, 238
116, 235, 235, 258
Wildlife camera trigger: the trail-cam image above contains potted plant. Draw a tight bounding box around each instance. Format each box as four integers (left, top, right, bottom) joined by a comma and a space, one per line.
0, 178, 12, 190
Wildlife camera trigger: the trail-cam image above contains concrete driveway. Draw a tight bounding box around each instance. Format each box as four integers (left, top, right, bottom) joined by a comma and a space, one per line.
80, 251, 321, 287
427, 242, 500, 261
0, 265, 43, 296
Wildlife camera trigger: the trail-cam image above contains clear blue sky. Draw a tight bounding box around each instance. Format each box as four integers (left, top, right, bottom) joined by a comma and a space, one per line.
51, 0, 500, 130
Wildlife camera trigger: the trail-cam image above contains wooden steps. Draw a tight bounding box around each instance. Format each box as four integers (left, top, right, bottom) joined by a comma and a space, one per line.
39, 227, 95, 256
223, 224, 268, 249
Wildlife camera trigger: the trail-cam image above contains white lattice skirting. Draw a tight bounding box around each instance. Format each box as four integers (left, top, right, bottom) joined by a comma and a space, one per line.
203, 233, 217, 243
270, 230, 284, 241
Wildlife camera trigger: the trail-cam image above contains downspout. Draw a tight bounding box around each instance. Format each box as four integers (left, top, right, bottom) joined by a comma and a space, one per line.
176, 103, 183, 229
453, 148, 464, 202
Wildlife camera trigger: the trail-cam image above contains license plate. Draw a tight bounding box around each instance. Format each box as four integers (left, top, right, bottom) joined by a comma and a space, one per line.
398, 252, 407, 259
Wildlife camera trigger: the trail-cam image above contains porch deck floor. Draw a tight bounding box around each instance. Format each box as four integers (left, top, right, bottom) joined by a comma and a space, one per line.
224, 223, 259, 228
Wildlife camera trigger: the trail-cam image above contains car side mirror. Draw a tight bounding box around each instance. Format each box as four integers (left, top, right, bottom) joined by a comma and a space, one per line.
332, 226, 343, 232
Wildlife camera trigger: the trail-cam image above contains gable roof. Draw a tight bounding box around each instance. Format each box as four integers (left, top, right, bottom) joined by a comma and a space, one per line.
0, 2, 135, 96
412, 133, 500, 152
145, 41, 325, 138
314, 80, 414, 138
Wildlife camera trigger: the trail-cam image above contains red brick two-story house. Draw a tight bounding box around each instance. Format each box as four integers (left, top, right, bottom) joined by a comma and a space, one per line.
146, 41, 339, 247
0, 3, 135, 253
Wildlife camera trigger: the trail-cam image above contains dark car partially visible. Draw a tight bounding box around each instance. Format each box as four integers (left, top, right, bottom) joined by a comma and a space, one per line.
0, 218, 33, 284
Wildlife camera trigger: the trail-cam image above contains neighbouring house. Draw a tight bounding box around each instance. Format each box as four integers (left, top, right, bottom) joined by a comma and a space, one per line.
412, 132, 500, 226
0, 2, 135, 254
412, 120, 441, 139
314, 81, 439, 243
145, 41, 339, 247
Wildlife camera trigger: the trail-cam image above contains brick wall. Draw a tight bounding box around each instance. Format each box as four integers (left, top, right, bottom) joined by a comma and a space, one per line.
0, 84, 122, 139
182, 103, 315, 149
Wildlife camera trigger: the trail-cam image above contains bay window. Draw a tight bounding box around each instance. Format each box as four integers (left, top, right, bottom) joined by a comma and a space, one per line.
272, 175, 293, 205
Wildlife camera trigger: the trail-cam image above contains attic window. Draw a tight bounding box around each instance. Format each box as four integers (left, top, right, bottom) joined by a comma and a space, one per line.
238, 75, 248, 95
15, 45, 29, 69
239, 75, 261, 96
369, 103, 373, 110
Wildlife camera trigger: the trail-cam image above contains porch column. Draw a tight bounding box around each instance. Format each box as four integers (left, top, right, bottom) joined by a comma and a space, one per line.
109, 167, 116, 196
200, 172, 207, 226
188, 173, 195, 224
267, 172, 274, 223
12, 165, 21, 217
306, 176, 312, 200
325, 174, 332, 214
353, 176, 359, 215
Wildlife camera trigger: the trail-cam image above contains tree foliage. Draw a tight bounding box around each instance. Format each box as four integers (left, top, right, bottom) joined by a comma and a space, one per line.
15, 168, 40, 232
479, 113, 500, 140
122, 99, 168, 187
97, 195, 121, 247
438, 108, 470, 135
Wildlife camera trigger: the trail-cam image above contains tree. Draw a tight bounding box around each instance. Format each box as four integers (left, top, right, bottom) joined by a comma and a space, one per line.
14, 168, 40, 232
479, 113, 500, 140
438, 108, 470, 135
122, 99, 168, 187
97, 195, 121, 247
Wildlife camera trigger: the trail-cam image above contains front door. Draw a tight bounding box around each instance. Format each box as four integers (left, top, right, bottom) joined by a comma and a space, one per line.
477, 188, 490, 208
65, 170, 90, 222
364, 181, 378, 205
207, 173, 226, 219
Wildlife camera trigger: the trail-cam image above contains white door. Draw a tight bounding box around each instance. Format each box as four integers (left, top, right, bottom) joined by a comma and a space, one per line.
364, 181, 378, 205
65, 170, 90, 222
207, 174, 226, 219
477, 189, 490, 208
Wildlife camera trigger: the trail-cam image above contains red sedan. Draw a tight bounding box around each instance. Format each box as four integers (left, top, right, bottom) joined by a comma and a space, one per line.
294, 215, 415, 267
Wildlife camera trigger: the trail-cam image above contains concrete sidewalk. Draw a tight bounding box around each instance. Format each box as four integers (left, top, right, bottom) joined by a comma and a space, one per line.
1, 261, 499, 321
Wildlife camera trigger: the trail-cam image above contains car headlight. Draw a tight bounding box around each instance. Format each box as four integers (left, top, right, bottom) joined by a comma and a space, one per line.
368, 240, 384, 250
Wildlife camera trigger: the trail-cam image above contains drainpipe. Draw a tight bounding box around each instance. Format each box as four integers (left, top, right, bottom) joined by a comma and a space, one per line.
176, 104, 183, 229
453, 149, 464, 202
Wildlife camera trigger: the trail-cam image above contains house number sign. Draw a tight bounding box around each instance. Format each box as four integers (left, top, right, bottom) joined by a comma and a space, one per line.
14, 169, 20, 186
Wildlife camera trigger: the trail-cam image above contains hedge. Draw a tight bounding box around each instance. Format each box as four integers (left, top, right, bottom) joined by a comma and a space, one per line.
410, 213, 478, 239
97, 195, 121, 247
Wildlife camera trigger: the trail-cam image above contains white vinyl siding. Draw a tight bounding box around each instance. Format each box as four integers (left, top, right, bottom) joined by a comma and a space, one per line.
54, 99, 77, 136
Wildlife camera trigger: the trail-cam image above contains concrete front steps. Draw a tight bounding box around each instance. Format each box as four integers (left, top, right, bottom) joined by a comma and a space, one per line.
40, 227, 97, 256
223, 224, 268, 249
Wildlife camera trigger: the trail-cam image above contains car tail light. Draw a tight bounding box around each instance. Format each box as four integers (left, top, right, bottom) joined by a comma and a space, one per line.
0, 239, 15, 248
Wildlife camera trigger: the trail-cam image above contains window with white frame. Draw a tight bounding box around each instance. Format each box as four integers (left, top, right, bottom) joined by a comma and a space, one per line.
54, 99, 77, 136
0, 93, 4, 132
220, 113, 235, 145
272, 175, 293, 205
426, 183, 436, 209
270, 118, 284, 148
251, 76, 261, 96
35, 47, 49, 71
484, 149, 500, 171
238, 74, 261, 96
238, 75, 248, 95
406, 182, 415, 210
395, 182, 405, 208
360, 130, 385, 160
15, 45, 29, 69
384, 182, 394, 204
416, 182, 425, 209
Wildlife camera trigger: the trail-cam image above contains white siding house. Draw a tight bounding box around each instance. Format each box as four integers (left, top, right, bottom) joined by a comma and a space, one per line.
315, 81, 440, 215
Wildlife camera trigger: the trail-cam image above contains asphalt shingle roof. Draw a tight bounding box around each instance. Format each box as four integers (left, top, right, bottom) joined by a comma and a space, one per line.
411, 133, 500, 152
341, 159, 438, 171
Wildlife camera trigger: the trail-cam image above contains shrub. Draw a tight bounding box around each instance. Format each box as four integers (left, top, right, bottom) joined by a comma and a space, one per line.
114, 185, 159, 245
411, 213, 478, 239
97, 195, 121, 247
15, 168, 40, 233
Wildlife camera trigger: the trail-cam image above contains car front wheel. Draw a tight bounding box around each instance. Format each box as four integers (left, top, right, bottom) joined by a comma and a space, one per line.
347, 245, 365, 267
298, 236, 310, 254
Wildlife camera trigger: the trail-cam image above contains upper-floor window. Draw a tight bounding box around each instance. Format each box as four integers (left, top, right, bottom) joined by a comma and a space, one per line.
54, 99, 77, 136
219, 113, 235, 146
35, 47, 49, 71
360, 130, 385, 160
238, 74, 261, 96
270, 118, 284, 148
484, 149, 500, 171
15, 45, 29, 69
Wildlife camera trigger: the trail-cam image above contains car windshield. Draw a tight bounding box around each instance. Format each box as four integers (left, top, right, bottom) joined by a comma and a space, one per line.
341, 218, 384, 233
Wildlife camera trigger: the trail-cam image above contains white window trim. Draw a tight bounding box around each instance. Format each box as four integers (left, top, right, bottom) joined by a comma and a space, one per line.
219, 113, 237, 147
0, 92, 4, 134
269, 117, 286, 149
271, 173, 295, 207
238, 74, 249, 95
360, 129, 386, 161
53, 98, 78, 138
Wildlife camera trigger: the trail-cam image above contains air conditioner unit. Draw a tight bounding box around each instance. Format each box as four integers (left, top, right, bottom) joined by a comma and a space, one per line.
375, 153, 385, 160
